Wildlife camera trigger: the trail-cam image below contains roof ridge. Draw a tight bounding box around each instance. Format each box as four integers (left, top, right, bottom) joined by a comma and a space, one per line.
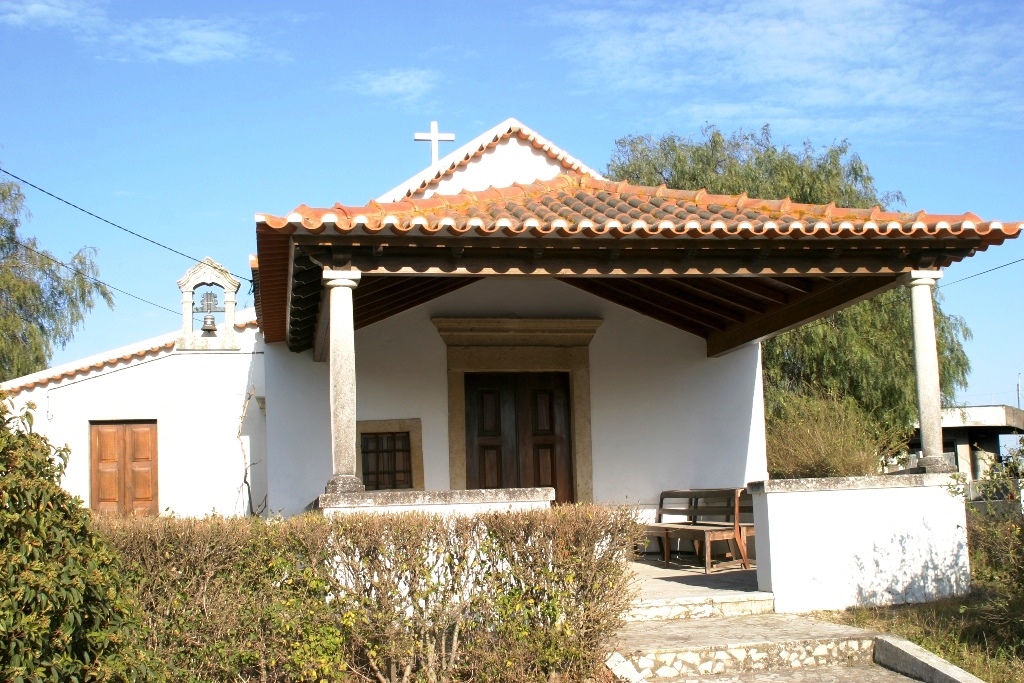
376, 119, 603, 203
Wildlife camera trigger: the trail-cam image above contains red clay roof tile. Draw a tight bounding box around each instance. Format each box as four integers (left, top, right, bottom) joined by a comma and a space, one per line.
257, 173, 1021, 244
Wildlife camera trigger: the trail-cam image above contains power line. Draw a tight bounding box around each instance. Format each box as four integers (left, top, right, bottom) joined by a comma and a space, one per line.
788, 254, 1024, 335
13, 238, 184, 317
940, 257, 1024, 288
0, 166, 252, 283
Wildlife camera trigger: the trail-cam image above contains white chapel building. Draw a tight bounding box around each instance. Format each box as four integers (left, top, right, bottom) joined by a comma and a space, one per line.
5, 118, 1022, 612
4, 117, 1019, 519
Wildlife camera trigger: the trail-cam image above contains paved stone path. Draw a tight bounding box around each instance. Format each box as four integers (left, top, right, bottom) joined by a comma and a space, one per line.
616, 614, 874, 651
677, 665, 914, 681
632, 559, 762, 601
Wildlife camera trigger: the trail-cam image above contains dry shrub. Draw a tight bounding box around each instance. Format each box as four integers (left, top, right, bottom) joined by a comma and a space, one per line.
97, 515, 346, 683
96, 505, 642, 683
965, 451, 1024, 655
766, 392, 902, 479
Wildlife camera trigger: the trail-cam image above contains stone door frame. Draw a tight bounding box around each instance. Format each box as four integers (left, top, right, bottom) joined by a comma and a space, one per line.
432, 318, 600, 502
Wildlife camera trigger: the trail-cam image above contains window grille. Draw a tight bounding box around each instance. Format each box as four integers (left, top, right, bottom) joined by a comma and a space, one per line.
361, 432, 413, 490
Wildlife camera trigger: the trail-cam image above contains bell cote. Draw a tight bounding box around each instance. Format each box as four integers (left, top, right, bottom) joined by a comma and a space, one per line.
176, 257, 240, 350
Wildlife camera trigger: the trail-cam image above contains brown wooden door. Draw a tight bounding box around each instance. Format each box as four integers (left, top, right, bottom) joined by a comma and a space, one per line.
90, 421, 158, 516
465, 373, 574, 503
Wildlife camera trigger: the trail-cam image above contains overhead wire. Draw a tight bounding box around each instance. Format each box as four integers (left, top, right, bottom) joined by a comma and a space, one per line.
0, 166, 253, 283
11, 237, 185, 318
762, 252, 1024, 336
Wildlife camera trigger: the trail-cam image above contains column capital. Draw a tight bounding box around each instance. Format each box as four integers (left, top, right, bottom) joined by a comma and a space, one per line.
905, 269, 944, 286
323, 269, 361, 288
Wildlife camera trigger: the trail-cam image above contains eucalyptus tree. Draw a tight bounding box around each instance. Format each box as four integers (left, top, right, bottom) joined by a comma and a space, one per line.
608, 126, 970, 432
0, 177, 113, 381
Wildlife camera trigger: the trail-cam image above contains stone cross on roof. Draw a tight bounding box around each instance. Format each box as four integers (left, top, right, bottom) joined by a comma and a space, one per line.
414, 120, 455, 164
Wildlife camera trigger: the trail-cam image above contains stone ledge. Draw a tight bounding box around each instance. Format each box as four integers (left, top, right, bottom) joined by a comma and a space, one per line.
626, 593, 775, 622
873, 635, 985, 683
318, 486, 555, 510
607, 636, 875, 680
748, 474, 957, 494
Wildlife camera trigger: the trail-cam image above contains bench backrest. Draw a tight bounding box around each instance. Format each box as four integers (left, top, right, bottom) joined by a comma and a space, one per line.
655, 488, 752, 529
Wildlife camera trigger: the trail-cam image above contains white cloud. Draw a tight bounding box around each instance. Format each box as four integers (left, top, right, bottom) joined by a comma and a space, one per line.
352, 68, 441, 102
0, 0, 101, 28
107, 18, 251, 64
0, 0, 254, 64
542, 0, 1024, 135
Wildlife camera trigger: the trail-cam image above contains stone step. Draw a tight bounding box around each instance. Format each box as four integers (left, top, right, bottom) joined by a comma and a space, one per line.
627, 592, 775, 622
607, 614, 878, 681
646, 664, 917, 681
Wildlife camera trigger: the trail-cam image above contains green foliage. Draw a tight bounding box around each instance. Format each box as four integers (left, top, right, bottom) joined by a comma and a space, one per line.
97, 507, 643, 683
0, 397, 159, 683
0, 178, 113, 382
765, 392, 904, 478
99, 515, 346, 683
762, 287, 971, 430
965, 447, 1024, 652
609, 124, 902, 209
607, 125, 971, 431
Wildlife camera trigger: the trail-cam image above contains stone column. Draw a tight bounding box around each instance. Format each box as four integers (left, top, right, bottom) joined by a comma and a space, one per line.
323, 269, 364, 493
908, 269, 950, 472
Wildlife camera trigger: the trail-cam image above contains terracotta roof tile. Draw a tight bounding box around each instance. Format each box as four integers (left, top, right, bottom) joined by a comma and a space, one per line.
1, 340, 176, 396
257, 173, 1021, 244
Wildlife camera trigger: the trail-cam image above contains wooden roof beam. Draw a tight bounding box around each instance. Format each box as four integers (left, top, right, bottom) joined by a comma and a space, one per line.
706, 275, 902, 357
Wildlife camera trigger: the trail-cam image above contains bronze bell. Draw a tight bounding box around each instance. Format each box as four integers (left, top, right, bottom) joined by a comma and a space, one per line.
201, 314, 217, 333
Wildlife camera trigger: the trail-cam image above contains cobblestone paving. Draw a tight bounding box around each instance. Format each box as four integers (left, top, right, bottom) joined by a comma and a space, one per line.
616, 613, 875, 651
678, 664, 914, 681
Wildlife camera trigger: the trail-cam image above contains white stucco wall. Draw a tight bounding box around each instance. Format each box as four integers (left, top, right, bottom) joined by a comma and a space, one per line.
264, 277, 768, 517
751, 475, 970, 613
4, 327, 265, 517
263, 345, 333, 515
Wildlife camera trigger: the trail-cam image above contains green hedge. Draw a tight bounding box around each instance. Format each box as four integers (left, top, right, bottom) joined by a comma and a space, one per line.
1, 400, 158, 683
96, 506, 642, 683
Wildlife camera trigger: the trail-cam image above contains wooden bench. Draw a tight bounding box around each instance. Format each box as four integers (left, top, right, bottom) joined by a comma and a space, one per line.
644, 488, 755, 574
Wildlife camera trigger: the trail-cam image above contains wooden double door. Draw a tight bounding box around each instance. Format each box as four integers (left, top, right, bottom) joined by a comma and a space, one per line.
90, 421, 158, 516
465, 372, 574, 503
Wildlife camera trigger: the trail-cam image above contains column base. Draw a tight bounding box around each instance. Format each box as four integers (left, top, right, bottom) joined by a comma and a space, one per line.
916, 457, 956, 474
325, 474, 365, 494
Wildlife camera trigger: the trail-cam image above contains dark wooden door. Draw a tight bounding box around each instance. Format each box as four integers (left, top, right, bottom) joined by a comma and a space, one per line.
465, 373, 574, 502
90, 421, 158, 516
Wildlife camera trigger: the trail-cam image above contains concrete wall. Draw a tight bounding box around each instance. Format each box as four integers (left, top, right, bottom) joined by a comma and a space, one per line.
265, 277, 768, 517
4, 328, 265, 517
751, 475, 970, 613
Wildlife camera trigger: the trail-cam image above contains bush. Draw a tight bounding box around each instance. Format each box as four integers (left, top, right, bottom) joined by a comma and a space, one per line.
96, 505, 642, 683
0, 398, 158, 682
965, 448, 1024, 655
766, 391, 903, 479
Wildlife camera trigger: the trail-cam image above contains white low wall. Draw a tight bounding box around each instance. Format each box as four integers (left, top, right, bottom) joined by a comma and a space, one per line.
750, 475, 970, 613
318, 487, 555, 516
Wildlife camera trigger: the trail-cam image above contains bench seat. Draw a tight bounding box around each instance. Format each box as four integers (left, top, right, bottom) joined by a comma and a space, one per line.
644, 488, 754, 573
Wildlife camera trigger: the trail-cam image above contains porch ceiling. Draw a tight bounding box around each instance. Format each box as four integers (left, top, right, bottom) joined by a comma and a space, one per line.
252, 173, 1019, 356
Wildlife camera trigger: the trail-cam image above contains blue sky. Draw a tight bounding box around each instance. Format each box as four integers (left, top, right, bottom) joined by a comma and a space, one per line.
1, 0, 1022, 406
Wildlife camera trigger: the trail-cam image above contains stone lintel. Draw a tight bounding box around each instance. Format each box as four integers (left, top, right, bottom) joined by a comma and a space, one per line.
432, 317, 602, 347
318, 486, 555, 510
748, 474, 958, 494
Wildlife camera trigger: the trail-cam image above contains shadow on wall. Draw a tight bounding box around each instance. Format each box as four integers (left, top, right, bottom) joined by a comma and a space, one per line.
853, 524, 970, 606
238, 352, 268, 516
